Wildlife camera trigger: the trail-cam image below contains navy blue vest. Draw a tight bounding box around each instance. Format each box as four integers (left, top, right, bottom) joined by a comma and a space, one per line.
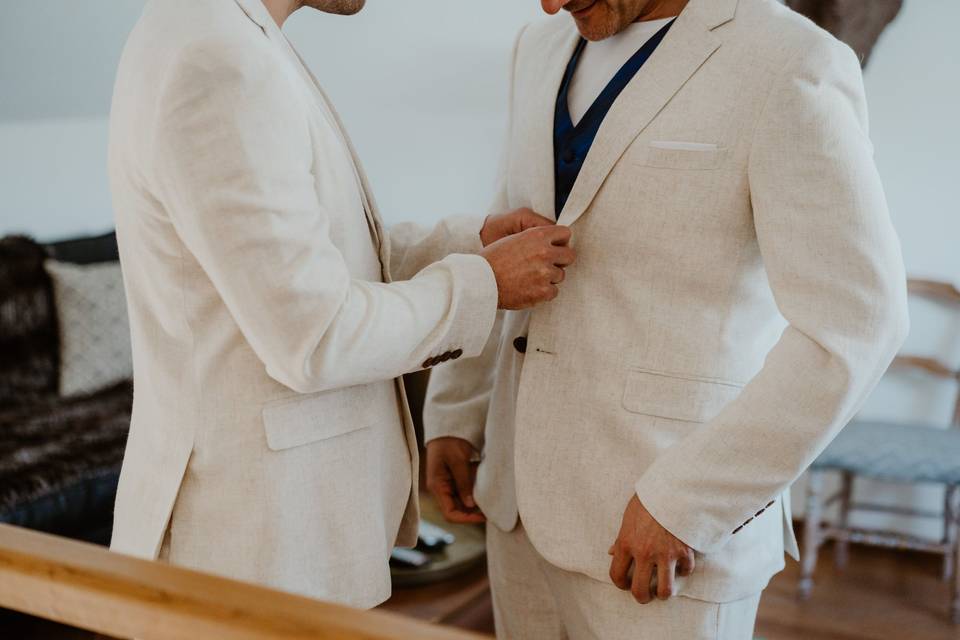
553, 20, 674, 217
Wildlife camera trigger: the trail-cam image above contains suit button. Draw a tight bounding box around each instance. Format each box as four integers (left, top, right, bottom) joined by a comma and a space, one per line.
451, 349, 463, 359
513, 336, 527, 353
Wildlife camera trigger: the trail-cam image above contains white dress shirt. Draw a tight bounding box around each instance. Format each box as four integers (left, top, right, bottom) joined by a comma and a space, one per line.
567, 17, 675, 125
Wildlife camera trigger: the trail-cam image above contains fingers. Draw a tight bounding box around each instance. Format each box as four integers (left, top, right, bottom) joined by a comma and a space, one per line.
448, 456, 477, 509
656, 557, 676, 600
550, 267, 565, 285
426, 446, 485, 524
677, 549, 696, 577
545, 224, 573, 246
549, 245, 577, 267
608, 542, 633, 591
428, 470, 460, 519
519, 209, 557, 230
630, 556, 655, 604
433, 468, 485, 524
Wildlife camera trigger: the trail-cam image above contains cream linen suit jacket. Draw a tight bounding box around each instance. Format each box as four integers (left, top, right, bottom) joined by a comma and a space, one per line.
425, 0, 909, 604
108, 0, 497, 607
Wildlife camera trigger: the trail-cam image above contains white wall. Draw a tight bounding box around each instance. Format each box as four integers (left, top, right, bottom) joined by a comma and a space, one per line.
0, 0, 542, 240
1, 0, 958, 535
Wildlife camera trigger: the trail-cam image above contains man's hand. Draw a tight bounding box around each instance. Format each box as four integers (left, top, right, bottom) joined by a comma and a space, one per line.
426, 437, 486, 524
608, 495, 695, 604
481, 225, 576, 310
480, 208, 556, 247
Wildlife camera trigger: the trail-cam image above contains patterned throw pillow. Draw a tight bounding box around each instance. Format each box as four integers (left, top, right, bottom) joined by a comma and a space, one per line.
44, 260, 132, 397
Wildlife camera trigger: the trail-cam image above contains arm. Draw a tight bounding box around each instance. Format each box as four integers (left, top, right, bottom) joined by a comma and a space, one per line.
387, 216, 486, 283
152, 37, 497, 394
632, 36, 909, 554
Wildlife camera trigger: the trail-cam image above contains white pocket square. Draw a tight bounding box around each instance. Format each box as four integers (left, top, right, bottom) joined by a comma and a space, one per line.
650, 141, 718, 151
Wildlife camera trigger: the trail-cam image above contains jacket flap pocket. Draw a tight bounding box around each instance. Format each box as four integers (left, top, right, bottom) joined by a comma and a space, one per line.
622, 369, 743, 424
262, 384, 377, 451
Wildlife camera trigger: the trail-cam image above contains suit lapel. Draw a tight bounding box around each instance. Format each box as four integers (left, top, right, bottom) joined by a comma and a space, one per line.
556, 0, 735, 227
529, 26, 582, 219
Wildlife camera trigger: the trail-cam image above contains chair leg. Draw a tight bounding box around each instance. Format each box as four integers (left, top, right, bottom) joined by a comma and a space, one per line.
944, 485, 958, 582
951, 486, 960, 624
834, 472, 853, 570
953, 507, 960, 624
799, 470, 825, 601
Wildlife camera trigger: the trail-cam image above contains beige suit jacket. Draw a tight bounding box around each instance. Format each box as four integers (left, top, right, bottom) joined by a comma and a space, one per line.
425, 0, 909, 603
108, 0, 497, 607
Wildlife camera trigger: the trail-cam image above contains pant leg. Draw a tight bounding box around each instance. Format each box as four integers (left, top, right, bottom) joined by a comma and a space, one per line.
540, 558, 761, 640
715, 592, 761, 640
486, 522, 567, 640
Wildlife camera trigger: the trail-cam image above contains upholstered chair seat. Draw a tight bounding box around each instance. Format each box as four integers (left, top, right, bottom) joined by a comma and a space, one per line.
813, 420, 960, 485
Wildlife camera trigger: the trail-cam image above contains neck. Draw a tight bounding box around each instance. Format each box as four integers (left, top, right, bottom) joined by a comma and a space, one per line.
634, 0, 689, 22
261, 0, 301, 27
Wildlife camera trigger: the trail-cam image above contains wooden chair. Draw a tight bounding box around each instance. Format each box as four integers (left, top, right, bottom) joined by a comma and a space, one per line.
798, 279, 960, 624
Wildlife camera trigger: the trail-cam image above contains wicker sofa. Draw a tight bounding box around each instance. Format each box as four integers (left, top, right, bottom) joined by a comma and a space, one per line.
0, 232, 130, 545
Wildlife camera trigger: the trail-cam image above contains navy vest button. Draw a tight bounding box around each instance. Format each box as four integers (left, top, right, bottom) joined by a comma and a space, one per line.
562, 149, 576, 164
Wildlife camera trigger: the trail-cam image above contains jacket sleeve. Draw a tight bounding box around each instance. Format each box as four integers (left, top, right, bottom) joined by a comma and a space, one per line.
633, 35, 909, 553
386, 215, 487, 283
421, 24, 528, 448
150, 36, 497, 394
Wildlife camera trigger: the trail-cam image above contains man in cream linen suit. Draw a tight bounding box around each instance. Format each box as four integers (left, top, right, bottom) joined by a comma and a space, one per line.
425, 0, 909, 636
107, 0, 576, 608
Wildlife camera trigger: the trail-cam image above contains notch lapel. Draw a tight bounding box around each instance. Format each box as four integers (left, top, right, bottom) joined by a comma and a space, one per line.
556, 6, 727, 227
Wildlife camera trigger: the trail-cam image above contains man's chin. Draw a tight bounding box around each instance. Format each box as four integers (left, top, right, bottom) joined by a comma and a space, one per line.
306, 0, 366, 16
574, 19, 619, 42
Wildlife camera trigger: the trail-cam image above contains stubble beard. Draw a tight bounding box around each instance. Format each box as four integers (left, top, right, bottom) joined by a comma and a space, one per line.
302, 0, 366, 16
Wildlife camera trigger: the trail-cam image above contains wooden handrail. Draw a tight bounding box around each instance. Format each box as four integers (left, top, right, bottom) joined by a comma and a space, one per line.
890, 355, 959, 380
0, 524, 487, 640
908, 278, 960, 305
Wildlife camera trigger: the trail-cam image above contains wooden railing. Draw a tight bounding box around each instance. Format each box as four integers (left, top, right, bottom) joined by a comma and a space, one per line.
0, 523, 486, 640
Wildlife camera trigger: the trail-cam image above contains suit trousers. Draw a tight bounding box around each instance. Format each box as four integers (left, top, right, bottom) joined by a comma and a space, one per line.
487, 522, 761, 640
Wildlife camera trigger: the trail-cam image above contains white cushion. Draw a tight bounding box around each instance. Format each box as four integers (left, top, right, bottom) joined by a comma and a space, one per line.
45, 260, 132, 397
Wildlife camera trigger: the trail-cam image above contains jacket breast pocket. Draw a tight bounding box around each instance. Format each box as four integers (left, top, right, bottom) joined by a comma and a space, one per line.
621, 369, 743, 424
634, 143, 727, 171
261, 384, 378, 451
